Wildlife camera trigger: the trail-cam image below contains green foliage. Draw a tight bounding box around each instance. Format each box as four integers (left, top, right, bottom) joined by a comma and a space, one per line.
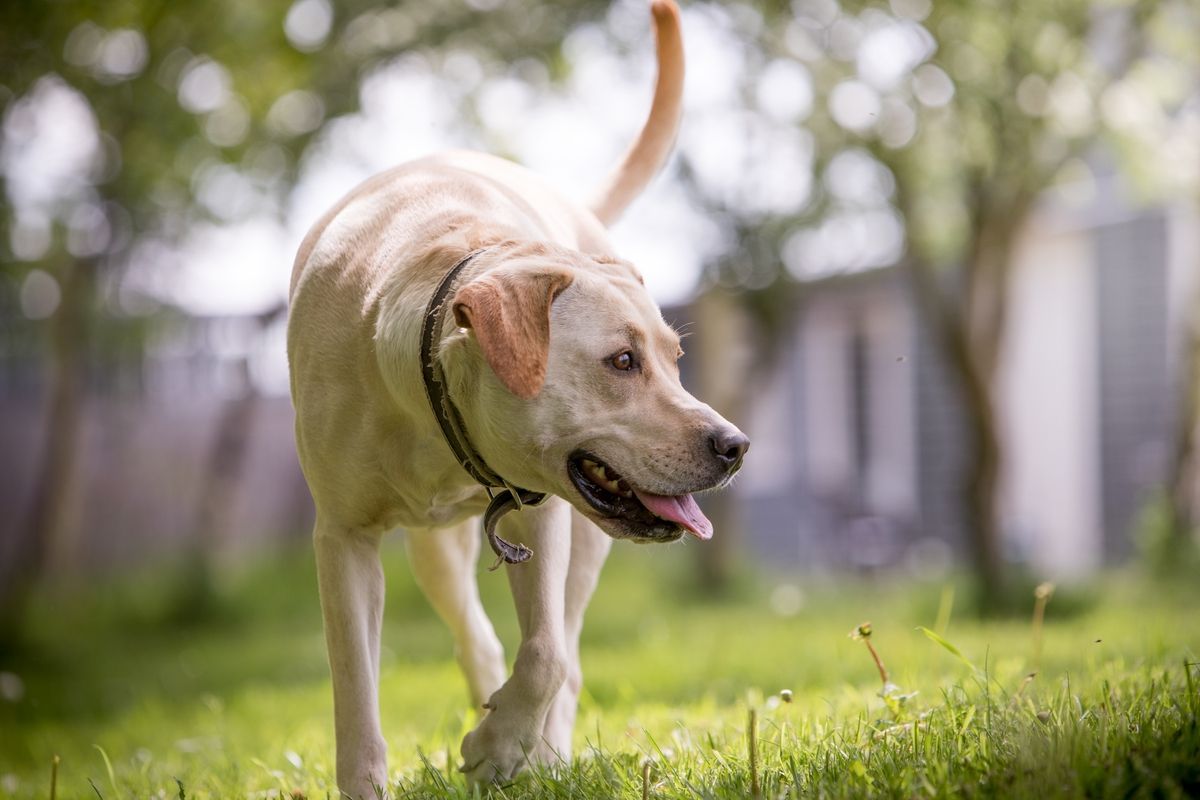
3, 0, 305, 235
0, 0, 612, 233
1, 544, 1198, 798
0, 0, 613, 353
1135, 489, 1200, 579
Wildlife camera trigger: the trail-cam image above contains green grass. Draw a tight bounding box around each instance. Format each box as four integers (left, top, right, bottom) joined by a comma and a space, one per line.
1, 540, 1198, 799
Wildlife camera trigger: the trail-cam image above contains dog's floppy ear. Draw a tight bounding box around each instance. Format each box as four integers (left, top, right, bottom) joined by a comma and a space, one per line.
452, 265, 574, 399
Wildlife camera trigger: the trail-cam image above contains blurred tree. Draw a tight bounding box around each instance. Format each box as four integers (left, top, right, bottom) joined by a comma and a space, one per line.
691, 287, 755, 589
5, 0, 1195, 618
684, 0, 1188, 610
1168, 281, 1199, 545
1149, 5, 1200, 546
0, 0, 329, 637
0, 0, 611, 638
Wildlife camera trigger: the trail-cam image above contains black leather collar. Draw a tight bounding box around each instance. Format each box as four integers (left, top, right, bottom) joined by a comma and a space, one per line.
419, 247, 545, 569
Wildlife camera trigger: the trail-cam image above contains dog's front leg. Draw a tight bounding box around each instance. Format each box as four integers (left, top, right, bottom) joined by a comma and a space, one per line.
460, 497, 572, 784
315, 523, 389, 799
538, 511, 612, 762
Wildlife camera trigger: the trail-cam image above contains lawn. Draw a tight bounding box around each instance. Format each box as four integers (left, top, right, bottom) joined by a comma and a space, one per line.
1, 539, 1198, 799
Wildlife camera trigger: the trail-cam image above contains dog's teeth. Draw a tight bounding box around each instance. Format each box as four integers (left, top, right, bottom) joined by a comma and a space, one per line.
578, 458, 631, 497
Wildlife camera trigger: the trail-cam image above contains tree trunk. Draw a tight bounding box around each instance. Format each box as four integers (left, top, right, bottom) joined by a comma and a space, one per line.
0, 260, 91, 642
692, 288, 752, 591
960, 359, 1005, 611
903, 253, 1009, 613
1167, 277, 1200, 544
172, 358, 258, 622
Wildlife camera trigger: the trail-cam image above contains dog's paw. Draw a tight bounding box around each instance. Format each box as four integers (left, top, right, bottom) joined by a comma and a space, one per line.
337, 776, 390, 800
459, 713, 537, 786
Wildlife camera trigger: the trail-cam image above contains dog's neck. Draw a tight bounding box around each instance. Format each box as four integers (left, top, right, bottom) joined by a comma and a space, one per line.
420, 247, 507, 489
420, 246, 545, 567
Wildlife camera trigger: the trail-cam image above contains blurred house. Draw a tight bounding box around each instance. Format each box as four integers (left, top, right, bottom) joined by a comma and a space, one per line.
734, 188, 1200, 579
2, 186, 1196, 579
0, 309, 310, 572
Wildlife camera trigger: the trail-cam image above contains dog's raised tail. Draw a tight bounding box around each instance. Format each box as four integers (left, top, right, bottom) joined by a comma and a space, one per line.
588, 0, 684, 227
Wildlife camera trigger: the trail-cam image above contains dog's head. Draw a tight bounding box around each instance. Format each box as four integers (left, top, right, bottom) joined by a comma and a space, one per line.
444, 241, 748, 543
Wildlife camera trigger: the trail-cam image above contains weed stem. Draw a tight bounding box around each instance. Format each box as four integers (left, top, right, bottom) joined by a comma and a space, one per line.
851, 623, 890, 686
1031, 583, 1055, 669
749, 708, 760, 798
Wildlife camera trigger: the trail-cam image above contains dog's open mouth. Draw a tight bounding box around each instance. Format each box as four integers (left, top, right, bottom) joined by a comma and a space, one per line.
567, 453, 713, 542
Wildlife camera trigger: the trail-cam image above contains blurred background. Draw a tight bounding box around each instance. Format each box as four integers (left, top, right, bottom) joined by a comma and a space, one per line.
1, 0, 1198, 635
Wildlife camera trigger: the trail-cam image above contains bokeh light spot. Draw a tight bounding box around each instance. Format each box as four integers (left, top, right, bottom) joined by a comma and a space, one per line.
177, 58, 232, 115
20, 269, 61, 320
285, 0, 333, 52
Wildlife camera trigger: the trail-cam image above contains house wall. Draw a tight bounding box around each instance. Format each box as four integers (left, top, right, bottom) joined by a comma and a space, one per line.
1093, 212, 1173, 560
0, 390, 313, 575
911, 293, 971, 558
736, 333, 816, 563
798, 279, 916, 514
788, 274, 920, 568
861, 289, 917, 519
799, 299, 854, 499
1000, 220, 1102, 577
5, 205, 1193, 577
742, 199, 1197, 575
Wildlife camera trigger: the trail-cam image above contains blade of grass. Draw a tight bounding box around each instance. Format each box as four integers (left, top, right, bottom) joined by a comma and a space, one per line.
917, 626, 977, 673
934, 585, 955, 635
748, 708, 760, 798
92, 745, 122, 800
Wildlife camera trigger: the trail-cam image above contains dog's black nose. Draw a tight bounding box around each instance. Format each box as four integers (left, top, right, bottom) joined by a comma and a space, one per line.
709, 428, 749, 467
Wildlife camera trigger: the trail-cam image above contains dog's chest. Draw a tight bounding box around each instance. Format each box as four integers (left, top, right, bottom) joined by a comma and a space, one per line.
366, 468, 492, 529
422, 485, 490, 526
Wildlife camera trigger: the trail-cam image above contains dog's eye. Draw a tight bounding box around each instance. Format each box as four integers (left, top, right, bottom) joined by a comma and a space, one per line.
610, 351, 635, 371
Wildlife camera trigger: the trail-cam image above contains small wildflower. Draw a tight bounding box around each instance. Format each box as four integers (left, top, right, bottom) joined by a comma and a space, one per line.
851, 621, 890, 686
780, 689, 793, 703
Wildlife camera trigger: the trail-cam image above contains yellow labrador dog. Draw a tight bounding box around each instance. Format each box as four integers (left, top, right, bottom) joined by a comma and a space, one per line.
287, 1, 747, 796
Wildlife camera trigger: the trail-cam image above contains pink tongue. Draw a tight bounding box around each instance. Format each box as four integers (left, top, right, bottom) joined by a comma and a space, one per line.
632, 491, 713, 541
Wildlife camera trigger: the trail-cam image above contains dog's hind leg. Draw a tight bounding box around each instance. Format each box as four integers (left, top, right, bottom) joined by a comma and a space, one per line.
538, 512, 612, 762
406, 521, 507, 708
315, 521, 389, 800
